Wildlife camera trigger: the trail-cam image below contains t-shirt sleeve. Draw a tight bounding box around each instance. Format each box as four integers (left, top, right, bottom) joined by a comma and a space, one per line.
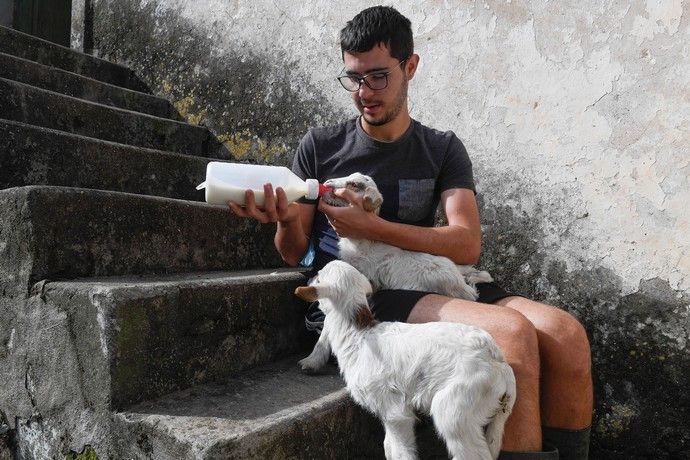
291, 130, 316, 180
437, 133, 476, 194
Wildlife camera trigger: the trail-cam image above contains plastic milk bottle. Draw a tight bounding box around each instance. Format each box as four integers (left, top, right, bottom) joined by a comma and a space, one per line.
196, 162, 331, 206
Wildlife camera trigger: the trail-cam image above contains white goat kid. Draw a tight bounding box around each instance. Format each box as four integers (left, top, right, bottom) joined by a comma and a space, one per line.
299, 172, 493, 373
295, 261, 515, 460
326, 172, 493, 298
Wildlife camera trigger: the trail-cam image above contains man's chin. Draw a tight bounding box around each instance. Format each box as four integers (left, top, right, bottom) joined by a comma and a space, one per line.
361, 113, 389, 127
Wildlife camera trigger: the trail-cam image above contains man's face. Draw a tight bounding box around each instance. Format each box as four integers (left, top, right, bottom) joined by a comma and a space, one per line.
342, 44, 409, 127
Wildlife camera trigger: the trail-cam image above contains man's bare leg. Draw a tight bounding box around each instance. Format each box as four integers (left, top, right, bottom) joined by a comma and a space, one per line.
496, 296, 593, 429
407, 294, 543, 451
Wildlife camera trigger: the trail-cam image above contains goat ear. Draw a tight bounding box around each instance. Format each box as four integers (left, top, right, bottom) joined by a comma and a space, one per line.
362, 187, 383, 213
294, 286, 318, 302
354, 304, 378, 329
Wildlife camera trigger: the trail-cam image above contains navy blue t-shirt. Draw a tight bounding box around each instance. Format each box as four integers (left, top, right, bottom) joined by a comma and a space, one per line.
291, 117, 475, 272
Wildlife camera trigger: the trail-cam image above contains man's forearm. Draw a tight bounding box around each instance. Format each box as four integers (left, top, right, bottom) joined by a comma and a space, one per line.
371, 218, 481, 265
274, 219, 310, 266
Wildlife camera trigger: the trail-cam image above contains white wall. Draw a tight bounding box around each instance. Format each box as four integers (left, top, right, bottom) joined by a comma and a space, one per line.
90, 0, 689, 296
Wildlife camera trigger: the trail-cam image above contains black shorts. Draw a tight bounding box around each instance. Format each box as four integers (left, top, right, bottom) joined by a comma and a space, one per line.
304, 282, 517, 331
370, 282, 516, 322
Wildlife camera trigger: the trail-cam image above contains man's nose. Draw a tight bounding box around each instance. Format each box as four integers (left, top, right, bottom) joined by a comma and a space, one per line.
357, 82, 375, 99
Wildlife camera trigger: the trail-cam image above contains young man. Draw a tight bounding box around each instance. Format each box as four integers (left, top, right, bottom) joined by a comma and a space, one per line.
228, 6, 592, 459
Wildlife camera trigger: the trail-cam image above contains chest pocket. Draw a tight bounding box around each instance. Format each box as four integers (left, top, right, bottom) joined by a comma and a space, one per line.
398, 178, 435, 222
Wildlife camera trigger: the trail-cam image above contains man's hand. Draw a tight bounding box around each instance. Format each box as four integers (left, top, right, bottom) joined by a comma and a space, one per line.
227, 183, 300, 224
318, 188, 381, 239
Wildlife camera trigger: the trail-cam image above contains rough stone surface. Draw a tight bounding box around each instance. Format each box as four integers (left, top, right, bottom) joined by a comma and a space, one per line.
0, 24, 148, 92
0, 77, 211, 155
0, 119, 209, 201
1, 269, 309, 459
45, 269, 310, 408
0, 186, 283, 290
114, 358, 384, 459
0, 414, 13, 460
0, 51, 180, 119
78, 1, 690, 457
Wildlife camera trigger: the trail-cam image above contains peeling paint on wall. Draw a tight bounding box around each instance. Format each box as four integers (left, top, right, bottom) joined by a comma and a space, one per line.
76, 0, 689, 457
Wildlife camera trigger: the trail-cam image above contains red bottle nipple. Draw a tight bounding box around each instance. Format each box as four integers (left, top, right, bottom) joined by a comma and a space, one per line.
318, 183, 334, 196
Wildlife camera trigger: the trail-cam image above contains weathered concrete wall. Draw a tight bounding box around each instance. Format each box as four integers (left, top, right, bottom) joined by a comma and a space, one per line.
0, 0, 14, 28
74, 0, 689, 458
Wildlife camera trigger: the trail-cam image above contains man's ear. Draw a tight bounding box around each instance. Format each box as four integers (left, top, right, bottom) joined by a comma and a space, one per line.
294, 286, 318, 302
405, 53, 420, 80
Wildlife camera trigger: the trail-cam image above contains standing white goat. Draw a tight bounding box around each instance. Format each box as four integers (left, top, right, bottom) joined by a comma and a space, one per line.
296, 261, 515, 460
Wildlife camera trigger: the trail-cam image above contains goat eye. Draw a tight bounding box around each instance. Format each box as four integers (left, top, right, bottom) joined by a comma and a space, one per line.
346, 181, 365, 191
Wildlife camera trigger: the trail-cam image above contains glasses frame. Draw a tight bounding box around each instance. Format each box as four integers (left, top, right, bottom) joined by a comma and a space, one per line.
337, 58, 409, 92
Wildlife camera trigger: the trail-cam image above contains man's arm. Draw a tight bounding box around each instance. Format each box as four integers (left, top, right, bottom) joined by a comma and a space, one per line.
274, 201, 316, 266
319, 187, 481, 265
228, 184, 316, 266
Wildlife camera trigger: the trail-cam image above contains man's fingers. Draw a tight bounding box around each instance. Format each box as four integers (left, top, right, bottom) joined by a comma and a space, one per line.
227, 200, 250, 217
243, 190, 270, 223
333, 188, 362, 205
262, 184, 279, 222
274, 187, 292, 219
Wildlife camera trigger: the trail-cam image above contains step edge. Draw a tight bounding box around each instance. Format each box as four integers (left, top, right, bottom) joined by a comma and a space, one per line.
116, 388, 351, 451
0, 117, 213, 160
0, 76, 203, 129
0, 183, 222, 210
0, 51, 176, 106
0, 25, 138, 74
41, 267, 308, 291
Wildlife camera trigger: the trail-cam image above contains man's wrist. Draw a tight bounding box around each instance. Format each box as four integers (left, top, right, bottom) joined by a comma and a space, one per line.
369, 214, 391, 242
277, 217, 300, 228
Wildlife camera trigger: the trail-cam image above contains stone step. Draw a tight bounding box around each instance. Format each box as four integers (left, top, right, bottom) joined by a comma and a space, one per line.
41, 269, 310, 409
0, 119, 209, 201
114, 357, 449, 459
0, 186, 284, 296
0, 52, 181, 120
113, 357, 386, 459
0, 25, 150, 92
0, 77, 212, 155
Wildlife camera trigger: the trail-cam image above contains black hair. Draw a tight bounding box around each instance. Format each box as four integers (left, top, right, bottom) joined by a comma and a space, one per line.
339, 6, 413, 61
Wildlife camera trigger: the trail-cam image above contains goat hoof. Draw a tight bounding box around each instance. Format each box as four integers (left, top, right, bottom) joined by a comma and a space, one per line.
298, 357, 325, 374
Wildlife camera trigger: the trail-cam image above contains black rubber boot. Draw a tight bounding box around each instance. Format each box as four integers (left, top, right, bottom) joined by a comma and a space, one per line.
542, 426, 590, 460
498, 443, 559, 459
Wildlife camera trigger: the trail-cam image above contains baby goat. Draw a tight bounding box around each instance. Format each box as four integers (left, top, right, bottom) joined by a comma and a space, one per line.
295, 261, 515, 460
324, 173, 493, 299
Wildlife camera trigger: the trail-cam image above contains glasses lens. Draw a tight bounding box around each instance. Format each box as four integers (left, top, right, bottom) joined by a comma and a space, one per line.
338, 76, 360, 91
364, 74, 388, 90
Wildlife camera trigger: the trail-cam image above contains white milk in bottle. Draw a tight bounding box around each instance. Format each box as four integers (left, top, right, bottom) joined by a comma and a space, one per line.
196, 162, 330, 206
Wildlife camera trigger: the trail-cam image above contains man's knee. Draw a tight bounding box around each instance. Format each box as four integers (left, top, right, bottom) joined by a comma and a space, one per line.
543, 309, 592, 379
495, 310, 540, 380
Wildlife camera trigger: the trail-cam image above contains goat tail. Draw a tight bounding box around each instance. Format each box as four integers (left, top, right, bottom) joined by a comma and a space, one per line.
485, 363, 516, 459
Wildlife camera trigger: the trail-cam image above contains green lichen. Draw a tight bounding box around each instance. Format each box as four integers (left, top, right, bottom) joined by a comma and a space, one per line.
173, 95, 207, 125
111, 302, 151, 401
217, 130, 252, 159
595, 403, 638, 439
215, 130, 290, 163
65, 445, 98, 460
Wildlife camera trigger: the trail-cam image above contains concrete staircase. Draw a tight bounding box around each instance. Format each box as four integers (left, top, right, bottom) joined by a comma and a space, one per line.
0, 25, 409, 459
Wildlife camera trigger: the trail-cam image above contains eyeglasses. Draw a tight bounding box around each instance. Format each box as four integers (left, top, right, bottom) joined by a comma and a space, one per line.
337, 58, 408, 92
